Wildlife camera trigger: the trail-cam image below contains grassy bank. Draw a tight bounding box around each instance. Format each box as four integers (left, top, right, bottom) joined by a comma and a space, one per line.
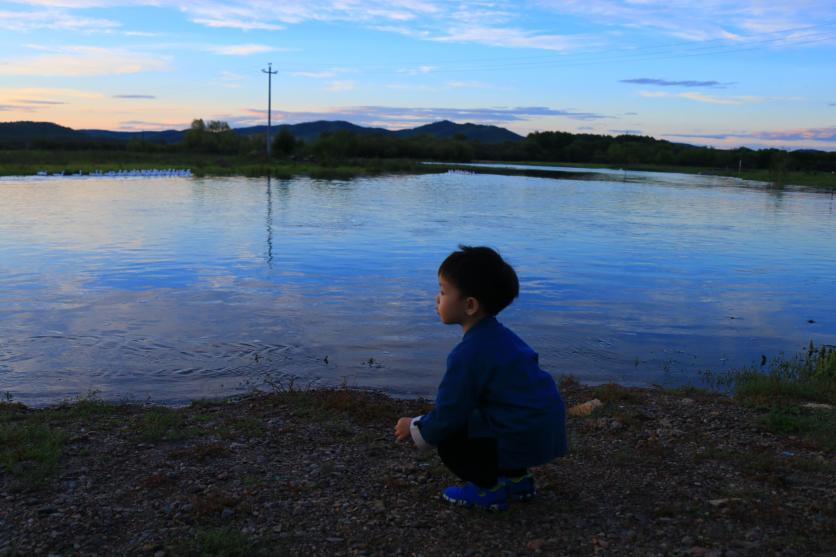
704, 342, 836, 451
0, 151, 444, 180
3, 150, 835, 190
492, 160, 836, 190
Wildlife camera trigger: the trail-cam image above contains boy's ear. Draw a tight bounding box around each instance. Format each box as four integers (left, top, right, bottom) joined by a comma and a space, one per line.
465, 296, 480, 316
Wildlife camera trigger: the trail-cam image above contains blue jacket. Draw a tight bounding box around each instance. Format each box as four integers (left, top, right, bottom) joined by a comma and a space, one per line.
416, 316, 567, 469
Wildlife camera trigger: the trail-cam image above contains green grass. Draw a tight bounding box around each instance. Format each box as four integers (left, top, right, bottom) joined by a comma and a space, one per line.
489, 160, 836, 190
134, 407, 200, 442
0, 418, 67, 489
591, 383, 644, 403
169, 527, 255, 557
0, 150, 445, 180
706, 343, 836, 450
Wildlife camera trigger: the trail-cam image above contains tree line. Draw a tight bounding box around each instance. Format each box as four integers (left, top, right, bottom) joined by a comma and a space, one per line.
4, 118, 835, 173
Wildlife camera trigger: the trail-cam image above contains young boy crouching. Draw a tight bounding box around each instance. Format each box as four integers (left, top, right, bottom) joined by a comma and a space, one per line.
395, 246, 567, 511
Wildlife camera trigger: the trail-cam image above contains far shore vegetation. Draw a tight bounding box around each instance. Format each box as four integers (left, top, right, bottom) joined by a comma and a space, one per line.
1, 118, 835, 189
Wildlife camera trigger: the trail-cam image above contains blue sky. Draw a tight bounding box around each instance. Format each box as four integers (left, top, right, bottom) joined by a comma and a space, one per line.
1, 0, 834, 150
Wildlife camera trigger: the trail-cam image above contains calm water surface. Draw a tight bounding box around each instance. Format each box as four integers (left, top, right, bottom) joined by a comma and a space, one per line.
1, 171, 834, 405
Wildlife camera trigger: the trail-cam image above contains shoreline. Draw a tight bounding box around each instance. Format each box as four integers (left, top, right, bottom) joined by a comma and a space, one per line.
1, 154, 834, 191
2, 383, 833, 556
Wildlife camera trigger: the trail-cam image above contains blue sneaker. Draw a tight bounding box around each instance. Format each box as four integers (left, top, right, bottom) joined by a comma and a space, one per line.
501, 474, 536, 502
442, 482, 509, 511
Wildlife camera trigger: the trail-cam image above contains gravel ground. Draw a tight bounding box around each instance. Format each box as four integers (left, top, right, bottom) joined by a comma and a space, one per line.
1, 384, 834, 556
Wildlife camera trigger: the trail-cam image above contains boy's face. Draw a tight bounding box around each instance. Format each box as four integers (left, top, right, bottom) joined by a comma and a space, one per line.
436, 274, 472, 325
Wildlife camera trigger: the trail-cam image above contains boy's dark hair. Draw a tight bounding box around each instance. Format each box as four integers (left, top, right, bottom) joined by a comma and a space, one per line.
438, 245, 519, 316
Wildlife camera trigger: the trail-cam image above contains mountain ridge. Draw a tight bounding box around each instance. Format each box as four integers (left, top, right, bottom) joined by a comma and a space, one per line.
0, 119, 524, 145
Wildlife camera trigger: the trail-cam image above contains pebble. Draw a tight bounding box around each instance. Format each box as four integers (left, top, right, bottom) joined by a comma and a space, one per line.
220, 508, 234, 521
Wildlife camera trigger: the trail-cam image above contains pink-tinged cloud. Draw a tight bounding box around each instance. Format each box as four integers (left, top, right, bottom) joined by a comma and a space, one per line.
237, 105, 608, 129
666, 126, 836, 143
0, 47, 170, 76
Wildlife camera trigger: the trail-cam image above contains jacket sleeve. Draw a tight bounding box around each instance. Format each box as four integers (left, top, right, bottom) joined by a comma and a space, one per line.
416, 346, 481, 446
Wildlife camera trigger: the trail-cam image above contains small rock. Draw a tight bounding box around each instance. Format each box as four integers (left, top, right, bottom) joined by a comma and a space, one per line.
326, 537, 344, 544
568, 399, 602, 417
690, 547, 706, 557
709, 498, 743, 507
154, 551, 166, 557
220, 507, 234, 521
526, 539, 545, 551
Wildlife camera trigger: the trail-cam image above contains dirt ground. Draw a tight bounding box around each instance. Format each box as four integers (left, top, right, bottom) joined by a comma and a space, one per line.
1, 383, 834, 556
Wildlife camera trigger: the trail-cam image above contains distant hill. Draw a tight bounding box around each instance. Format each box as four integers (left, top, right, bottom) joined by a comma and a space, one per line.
393, 120, 523, 143
240, 121, 394, 142
0, 121, 88, 142
80, 128, 184, 144
0, 120, 523, 145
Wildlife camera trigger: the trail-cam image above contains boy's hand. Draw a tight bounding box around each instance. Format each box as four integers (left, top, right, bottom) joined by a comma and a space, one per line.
394, 417, 412, 442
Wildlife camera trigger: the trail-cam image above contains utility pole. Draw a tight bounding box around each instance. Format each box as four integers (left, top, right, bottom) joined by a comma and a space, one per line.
262, 62, 277, 157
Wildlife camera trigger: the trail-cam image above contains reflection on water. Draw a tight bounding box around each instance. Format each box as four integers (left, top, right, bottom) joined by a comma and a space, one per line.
0, 172, 834, 405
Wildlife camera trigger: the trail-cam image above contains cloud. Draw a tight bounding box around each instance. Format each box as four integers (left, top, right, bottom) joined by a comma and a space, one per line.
0, 8, 120, 31
212, 70, 246, 89
609, 129, 643, 135
326, 80, 356, 91
621, 78, 733, 88
0, 46, 170, 76
190, 18, 284, 31
113, 94, 155, 99
0, 104, 39, 112
240, 105, 607, 129
207, 44, 275, 56
430, 25, 590, 51
536, 0, 836, 44
666, 127, 836, 143
0, 86, 103, 101
15, 99, 67, 105
639, 90, 800, 105
27, 1, 589, 52
830, 102, 836, 107
623, 112, 639, 115
117, 119, 190, 131
446, 80, 488, 89
397, 65, 435, 75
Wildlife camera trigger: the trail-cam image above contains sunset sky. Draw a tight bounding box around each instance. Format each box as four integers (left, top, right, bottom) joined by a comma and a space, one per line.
1, 1, 834, 150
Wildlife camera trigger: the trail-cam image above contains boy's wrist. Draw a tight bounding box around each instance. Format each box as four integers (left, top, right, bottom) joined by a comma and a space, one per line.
410, 416, 432, 451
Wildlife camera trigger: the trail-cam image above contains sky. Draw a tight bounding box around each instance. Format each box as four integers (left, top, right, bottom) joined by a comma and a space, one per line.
0, 0, 835, 150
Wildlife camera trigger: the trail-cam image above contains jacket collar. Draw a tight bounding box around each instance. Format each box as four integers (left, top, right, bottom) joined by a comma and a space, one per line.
463, 315, 498, 339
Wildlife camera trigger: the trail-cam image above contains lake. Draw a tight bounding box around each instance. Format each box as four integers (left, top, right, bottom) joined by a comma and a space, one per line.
1, 171, 834, 405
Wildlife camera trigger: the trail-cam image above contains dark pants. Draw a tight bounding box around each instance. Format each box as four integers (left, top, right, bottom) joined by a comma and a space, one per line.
437, 428, 526, 488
